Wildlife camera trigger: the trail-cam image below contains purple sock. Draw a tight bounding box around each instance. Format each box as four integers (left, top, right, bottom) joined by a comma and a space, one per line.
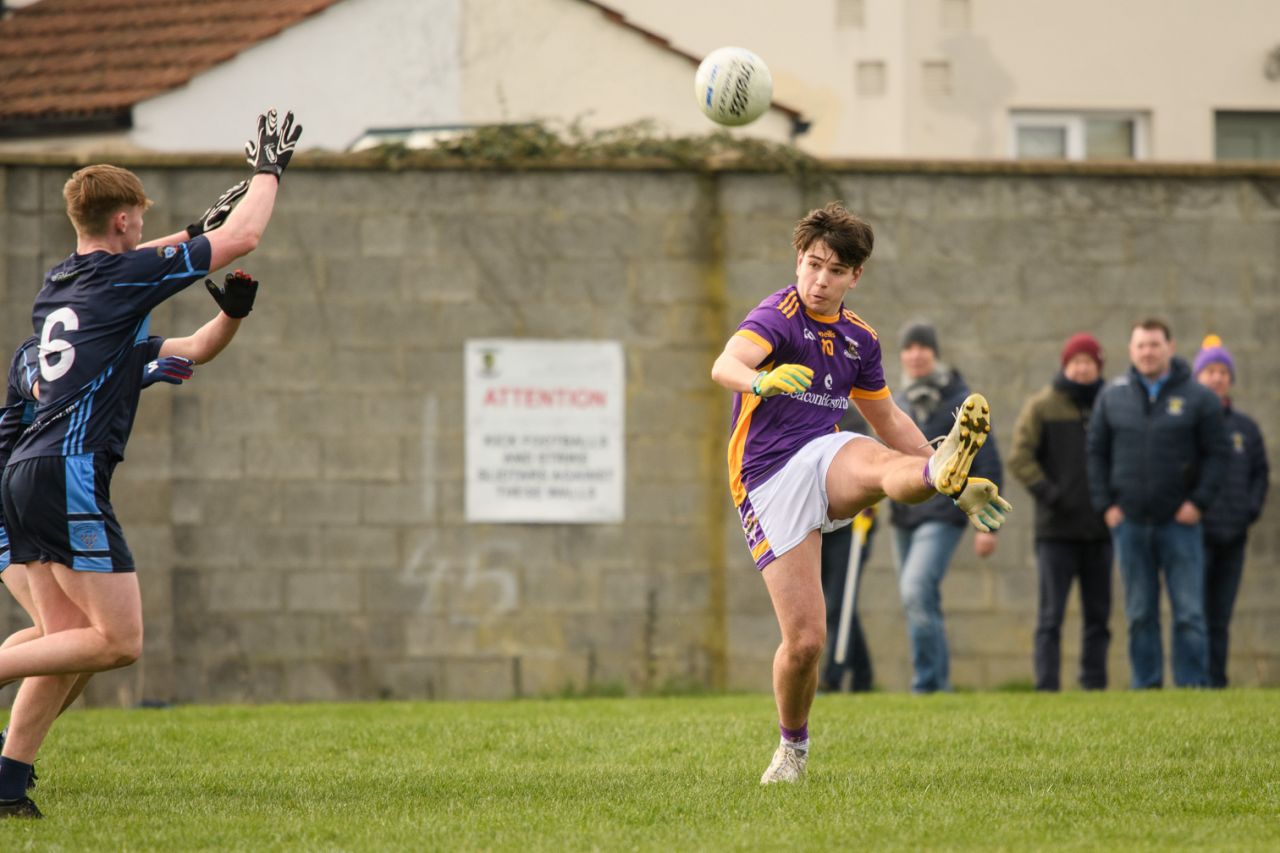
922, 458, 934, 489
780, 722, 808, 744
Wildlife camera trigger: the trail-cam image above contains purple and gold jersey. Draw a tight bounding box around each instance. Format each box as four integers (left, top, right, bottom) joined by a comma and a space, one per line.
8, 238, 209, 465
727, 285, 889, 505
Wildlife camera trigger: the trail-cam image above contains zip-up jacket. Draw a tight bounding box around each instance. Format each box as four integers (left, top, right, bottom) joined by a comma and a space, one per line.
1201, 402, 1269, 542
889, 368, 1002, 530
1086, 357, 1228, 523
1009, 373, 1109, 541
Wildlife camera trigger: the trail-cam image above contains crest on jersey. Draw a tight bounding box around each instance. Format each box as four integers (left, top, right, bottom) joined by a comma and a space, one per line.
843, 336, 860, 360
803, 328, 817, 342
824, 373, 833, 390
1233, 431, 1245, 452
156, 245, 177, 259
1167, 397, 1185, 415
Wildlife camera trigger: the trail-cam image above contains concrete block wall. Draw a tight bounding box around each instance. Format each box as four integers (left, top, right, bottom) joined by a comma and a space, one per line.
1, 156, 1276, 704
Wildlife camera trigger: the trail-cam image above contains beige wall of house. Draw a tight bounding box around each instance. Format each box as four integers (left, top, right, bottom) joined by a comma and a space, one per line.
610, 0, 1280, 160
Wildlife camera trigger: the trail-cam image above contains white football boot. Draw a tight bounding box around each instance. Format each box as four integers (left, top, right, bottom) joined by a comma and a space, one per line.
760, 741, 808, 785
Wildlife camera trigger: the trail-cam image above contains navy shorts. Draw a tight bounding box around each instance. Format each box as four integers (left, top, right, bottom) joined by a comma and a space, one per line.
0, 518, 10, 574
1, 452, 136, 573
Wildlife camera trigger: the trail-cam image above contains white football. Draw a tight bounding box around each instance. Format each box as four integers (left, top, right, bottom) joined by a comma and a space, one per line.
694, 47, 773, 127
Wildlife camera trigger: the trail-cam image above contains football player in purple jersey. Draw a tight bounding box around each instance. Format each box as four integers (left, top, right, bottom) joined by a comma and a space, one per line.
711, 202, 1011, 784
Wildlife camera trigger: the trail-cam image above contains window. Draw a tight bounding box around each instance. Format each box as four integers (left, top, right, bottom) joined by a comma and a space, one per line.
1010, 111, 1147, 161
857, 61, 887, 97
837, 0, 864, 28
941, 0, 970, 31
922, 61, 951, 97
1215, 111, 1280, 160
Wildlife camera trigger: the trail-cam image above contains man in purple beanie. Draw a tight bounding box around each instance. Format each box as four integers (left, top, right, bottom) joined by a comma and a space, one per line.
1193, 335, 1269, 687
1010, 332, 1112, 690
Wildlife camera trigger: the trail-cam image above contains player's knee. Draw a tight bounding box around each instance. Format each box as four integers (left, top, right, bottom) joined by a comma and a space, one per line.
786, 629, 826, 665
101, 627, 143, 668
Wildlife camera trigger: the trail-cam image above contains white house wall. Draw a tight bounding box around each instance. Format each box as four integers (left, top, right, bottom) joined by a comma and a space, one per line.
456, 0, 795, 140
130, 0, 793, 155
133, 0, 464, 153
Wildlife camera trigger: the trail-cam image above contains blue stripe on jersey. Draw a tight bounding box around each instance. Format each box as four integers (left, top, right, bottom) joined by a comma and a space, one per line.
135, 314, 151, 343
63, 369, 110, 456
112, 269, 209, 287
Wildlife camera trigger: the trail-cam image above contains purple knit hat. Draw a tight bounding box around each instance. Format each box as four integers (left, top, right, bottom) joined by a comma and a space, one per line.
1192, 334, 1235, 381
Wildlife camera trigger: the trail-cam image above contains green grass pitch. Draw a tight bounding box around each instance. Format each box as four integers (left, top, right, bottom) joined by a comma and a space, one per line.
1, 690, 1276, 850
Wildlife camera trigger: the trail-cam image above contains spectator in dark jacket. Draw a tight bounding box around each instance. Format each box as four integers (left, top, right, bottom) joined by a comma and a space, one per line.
889, 320, 1002, 693
1087, 318, 1228, 688
1192, 335, 1269, 688
1010, 333, 1112, 691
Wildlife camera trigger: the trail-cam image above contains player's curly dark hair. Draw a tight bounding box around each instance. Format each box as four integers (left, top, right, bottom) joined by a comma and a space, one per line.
792, 202, 874, 268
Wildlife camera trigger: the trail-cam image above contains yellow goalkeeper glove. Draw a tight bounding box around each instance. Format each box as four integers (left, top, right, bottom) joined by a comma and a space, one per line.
954, 477, 1012, 532
751, 364, 814, 398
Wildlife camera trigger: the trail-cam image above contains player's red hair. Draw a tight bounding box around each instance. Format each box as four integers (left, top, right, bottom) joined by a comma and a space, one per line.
63, 164, 153, 236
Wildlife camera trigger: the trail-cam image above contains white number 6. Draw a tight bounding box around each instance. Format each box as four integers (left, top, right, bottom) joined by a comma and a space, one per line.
39, 306, 80, 382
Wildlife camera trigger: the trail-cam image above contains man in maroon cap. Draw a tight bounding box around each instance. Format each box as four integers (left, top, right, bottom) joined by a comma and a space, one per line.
1009, 333, 1112, 690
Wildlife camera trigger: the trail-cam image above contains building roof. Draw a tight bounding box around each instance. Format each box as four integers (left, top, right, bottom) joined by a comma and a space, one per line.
0, 0, 342, 132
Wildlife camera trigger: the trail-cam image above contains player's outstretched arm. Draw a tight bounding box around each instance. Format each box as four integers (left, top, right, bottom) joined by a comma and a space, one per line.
138, 179, 249, 251
711, 335, 814, 397
206, 109, 302, 271
158, 271, 258, 364
854, 395, 930, 458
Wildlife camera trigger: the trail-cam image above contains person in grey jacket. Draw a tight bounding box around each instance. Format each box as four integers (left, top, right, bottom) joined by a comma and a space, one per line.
1192, 335, 1269, 688
1087, 318, 1228, 688
890, 321, 1003, 693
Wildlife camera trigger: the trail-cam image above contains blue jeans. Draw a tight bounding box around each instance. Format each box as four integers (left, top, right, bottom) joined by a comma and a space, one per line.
1112, 519, 1208, 688
893, 521, 964, 693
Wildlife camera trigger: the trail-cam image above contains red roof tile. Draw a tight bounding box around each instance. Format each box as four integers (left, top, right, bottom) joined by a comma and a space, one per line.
0, 0, 343, 123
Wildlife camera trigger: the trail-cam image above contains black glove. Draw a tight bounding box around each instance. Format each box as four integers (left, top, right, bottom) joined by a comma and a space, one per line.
185, 180, 249, 239
244, 109, 302, 180
205, 269, 259, 319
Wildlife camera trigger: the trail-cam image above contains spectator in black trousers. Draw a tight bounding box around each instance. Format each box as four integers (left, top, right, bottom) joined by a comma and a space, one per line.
1192, 335, 1270, 688
820, 507, 876, 692
1010, 333, 1112, 690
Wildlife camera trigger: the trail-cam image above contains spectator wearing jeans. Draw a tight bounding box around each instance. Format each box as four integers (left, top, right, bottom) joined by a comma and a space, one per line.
889, 321, 1003, 693
1010, 333, 1112, 691
1087, 319, 1228, 688
1192, 335, 1269, 688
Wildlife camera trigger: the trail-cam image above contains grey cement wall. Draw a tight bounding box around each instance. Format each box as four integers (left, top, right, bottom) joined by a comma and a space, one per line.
1, 156, 1277, 706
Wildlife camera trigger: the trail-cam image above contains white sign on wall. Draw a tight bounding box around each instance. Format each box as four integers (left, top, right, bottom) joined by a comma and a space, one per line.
465, 339, 625, 523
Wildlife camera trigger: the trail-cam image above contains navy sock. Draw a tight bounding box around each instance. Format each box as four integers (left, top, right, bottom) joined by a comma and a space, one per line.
0, 756, 33, 801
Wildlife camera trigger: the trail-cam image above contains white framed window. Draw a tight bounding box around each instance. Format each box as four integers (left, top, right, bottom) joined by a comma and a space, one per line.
1009, 111, 1148, 161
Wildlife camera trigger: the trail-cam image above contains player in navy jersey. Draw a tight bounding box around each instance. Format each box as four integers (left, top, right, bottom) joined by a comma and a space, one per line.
0, 335, 199, 782
711, 202, 1012, 784
0, 108, 298, 819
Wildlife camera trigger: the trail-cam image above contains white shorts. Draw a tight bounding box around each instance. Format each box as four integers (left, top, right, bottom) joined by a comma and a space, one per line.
737, 431, 869, 571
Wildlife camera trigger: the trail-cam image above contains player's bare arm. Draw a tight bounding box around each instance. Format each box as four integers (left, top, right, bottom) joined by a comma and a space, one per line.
854, 395, 930, 458
712, 335, 813, 397
158, 271, 258, 364
138, 180, 249, 251
206, 109, 303, 271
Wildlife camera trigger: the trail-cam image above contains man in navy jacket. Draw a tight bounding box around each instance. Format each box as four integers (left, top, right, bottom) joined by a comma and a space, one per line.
1087, 319, 1228, 688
